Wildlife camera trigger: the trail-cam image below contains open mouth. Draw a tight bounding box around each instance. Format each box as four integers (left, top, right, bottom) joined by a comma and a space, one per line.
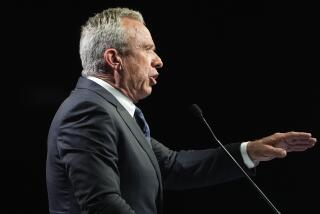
149, 75, 158, 85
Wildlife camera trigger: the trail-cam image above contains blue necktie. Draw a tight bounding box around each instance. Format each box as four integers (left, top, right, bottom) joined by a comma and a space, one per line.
134, 107, 151, 147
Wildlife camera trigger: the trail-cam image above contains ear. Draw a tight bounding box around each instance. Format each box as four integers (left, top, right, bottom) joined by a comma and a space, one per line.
103, 48, 122, 70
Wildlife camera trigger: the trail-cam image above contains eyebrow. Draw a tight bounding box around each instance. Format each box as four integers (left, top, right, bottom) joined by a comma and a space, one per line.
141, 44, 156, 50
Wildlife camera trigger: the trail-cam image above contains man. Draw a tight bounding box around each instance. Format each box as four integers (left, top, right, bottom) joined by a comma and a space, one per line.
46, 8, 316, 214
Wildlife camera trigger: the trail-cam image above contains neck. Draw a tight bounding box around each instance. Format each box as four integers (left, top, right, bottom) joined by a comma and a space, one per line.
92, 73, 138, 103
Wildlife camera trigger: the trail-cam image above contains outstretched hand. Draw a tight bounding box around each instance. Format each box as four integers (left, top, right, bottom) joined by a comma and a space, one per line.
247, 132, 317, 162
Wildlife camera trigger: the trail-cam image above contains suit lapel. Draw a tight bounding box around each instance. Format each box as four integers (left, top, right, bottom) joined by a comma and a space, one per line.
116, 106, 164, 213
116, 105, 163, 184
75, 77, 163, 190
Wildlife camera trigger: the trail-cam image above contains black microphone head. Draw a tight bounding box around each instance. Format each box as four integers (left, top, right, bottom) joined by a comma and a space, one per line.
189, 104, 203, 118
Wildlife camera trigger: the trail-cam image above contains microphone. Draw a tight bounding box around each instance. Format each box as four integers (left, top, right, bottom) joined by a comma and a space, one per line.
189, 104, 281, 214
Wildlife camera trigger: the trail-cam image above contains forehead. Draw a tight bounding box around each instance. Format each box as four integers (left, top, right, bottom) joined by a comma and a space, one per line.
121, 17, 154, 47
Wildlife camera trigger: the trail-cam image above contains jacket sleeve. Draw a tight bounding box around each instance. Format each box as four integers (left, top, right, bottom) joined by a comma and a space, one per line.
57, 102, 135, 214
151, 138, 255, 190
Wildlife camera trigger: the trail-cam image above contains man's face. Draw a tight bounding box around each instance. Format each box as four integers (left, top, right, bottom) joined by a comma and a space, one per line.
117, 18, 163, 103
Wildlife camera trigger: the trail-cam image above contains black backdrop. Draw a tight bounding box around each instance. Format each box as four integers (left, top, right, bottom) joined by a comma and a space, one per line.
6, 0, 319, 213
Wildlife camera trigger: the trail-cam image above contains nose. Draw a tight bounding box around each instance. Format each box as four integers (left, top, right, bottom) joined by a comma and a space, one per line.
152, 53, 163, 69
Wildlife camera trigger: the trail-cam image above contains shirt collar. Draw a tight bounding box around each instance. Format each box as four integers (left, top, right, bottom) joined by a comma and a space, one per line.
87, 76, 136, 117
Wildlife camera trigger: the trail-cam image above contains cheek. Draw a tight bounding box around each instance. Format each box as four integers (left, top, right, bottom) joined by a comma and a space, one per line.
133, 71, 150, 92
126, 69, 147, 88
133, 65, 150, 83
125, 56, 151, 86
138, 73, 150, 87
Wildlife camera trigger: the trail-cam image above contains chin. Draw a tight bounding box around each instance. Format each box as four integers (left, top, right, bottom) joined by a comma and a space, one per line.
139, 88, 152, 100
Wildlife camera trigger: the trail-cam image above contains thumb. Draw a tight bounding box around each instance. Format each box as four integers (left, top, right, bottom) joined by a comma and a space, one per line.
269, 147, 287, 158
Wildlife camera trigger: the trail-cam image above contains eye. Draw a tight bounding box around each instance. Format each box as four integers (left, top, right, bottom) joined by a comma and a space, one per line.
143, 44, 155, 53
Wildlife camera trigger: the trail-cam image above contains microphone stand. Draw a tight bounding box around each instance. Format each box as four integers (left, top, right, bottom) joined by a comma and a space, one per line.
191, 104, 281, 214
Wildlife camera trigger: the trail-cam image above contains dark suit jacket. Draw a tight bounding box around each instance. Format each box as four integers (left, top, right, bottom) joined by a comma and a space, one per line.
46, 77, 254, 214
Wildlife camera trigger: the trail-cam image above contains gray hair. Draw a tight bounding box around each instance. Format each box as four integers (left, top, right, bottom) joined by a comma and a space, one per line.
79, 8, 145, 77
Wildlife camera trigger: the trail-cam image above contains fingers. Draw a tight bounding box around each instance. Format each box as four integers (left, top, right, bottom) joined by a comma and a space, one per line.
287, 147, 308, 152
288, 139, 317, 146
281, 137, 317, 149
286, 137, 317, 144
274, 131, 309, 140
286, 143, 316, 152
281, 132, 316, 143
275, 132, 317, 153
275, 132, 316, 147
282, 131, 312, 139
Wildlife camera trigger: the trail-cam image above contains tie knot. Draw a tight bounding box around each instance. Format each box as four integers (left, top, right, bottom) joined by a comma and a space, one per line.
134, 107, 144, 120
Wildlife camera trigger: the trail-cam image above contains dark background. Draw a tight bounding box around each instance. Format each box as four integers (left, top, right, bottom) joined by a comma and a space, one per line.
6, 0, 319, 213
